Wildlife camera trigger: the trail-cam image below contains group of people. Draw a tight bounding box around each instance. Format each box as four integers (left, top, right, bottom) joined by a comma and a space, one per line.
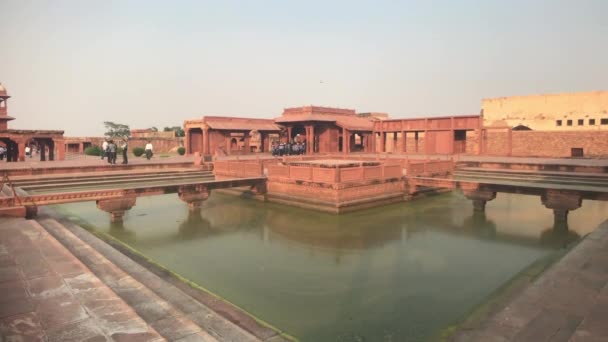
0, 145, 38, 161
271, 141, 307, 156
101, 139, 129, 165
100, 139, 155, 164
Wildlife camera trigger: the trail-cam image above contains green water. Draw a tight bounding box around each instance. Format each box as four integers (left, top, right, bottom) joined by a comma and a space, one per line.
56, 192, 607, 341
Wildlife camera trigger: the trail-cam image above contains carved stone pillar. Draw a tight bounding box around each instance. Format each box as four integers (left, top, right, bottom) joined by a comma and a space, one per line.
541, 190, 582, 229
97, 197, 137, 223
178, 185, 210, 212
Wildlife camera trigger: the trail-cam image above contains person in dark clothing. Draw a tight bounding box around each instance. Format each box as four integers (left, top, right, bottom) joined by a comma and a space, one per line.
121, 139, 128, 164
108, 140, 117, 164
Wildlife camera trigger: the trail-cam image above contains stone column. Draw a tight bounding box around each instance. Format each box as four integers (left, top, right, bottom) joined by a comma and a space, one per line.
244, 131, 251, 153
203, 128, 209, 155
17, 140, 26, 162
463, 188, 496, 213
259, 132, 266, 152
57, 140, 65, 161
342, 128, 349, 154
310, 125, 315, 153
97, 197, 137, 223
401, 131, 406, 153
380, 132, 386, 153
79, 142, 84, 153
39, 141, 46, 161
287, 127, 292, 143
541, 190, 582, 229
48, 141, 55, 161
414, 132, 419, 153
178, 185, 210, 212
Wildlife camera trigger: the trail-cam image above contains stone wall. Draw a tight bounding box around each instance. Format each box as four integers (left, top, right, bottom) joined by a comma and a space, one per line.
482, 91, 608, 131
511, 131, 608, 158
482, 130, 608, 158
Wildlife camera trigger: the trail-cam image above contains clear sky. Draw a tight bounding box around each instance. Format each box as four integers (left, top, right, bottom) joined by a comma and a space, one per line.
1, 0, 607, 136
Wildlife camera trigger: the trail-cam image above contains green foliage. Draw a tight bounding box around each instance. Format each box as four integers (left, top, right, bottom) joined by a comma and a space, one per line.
104, 121, 131, 139
163, 126, 185, 137
177, 147, 186, 155
149, 126, 158, 132
132, 147, 145, 157
84, 145, 102, 156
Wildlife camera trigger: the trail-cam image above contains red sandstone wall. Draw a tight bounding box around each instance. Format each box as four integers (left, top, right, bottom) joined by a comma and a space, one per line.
511, 131, 608, 157
482, 130, 608, 157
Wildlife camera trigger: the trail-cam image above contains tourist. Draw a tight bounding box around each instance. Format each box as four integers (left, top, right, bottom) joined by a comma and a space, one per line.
0, 146, 5, 161
108, 140, 117, 164
121, 139, 128, 164
25, 145, 31, 158
145, 141, 153, 160
101, 139, 109, 160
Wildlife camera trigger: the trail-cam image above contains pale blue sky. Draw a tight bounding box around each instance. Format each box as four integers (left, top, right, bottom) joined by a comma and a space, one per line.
1, 0, 606, 136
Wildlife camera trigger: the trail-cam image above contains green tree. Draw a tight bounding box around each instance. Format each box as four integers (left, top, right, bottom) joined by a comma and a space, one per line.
103, 121, 131, 139
163, 126, 185, 137
150, 126, 159, 132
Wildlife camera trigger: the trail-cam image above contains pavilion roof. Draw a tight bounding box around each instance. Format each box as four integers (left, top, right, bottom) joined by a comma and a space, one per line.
204, 117, 281, 131
275, 113, 374, 131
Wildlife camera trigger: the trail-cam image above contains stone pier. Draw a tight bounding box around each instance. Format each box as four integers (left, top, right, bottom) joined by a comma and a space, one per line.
96, 197, 137, 223
541, 189, 582, 229
463, 188, 497, 213
178, 185, 210, 212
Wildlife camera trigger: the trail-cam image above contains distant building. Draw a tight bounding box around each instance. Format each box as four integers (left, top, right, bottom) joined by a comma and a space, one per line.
130, 129, 176, 139
482, 91, 608, 131
0, 82, 65, 162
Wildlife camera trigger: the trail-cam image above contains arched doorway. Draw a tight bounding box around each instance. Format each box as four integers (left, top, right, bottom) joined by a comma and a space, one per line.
0, 138, 18, 162
230, 138, 238, 151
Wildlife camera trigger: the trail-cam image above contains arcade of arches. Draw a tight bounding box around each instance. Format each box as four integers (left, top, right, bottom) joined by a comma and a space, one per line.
0, 84, 65, 162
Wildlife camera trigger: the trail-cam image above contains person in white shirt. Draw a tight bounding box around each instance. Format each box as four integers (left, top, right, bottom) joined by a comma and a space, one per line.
145, 141, 153, 160
25, 146, 31, 158
101, 140, 109, 160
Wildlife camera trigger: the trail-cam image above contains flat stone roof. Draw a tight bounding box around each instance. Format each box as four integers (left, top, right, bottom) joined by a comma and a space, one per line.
284, 159, 381, 168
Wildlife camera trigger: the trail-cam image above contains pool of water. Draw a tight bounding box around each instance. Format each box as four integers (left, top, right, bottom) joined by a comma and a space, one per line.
55, 192, 608, 341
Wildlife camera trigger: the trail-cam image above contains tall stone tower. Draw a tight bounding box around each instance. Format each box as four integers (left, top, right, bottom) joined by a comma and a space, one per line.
0, 83, 15, 130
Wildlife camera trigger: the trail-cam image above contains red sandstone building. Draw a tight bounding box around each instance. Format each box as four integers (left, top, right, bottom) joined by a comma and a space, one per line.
0, 83, 65, 162
185, 90, 608, 158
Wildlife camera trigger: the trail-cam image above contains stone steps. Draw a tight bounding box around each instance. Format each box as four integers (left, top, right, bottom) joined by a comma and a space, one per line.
0, 217, 164, 341
36, 215, 270, 342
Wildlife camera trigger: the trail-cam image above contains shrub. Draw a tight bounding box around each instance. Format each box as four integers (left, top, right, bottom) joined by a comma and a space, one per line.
177, 147, 186, 155
132, 147, 145, 157
84, 145, 102, 156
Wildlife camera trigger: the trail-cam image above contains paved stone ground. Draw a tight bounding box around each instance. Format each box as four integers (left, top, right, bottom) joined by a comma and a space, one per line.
0, 217, 164, 341
452, 220, 608, 342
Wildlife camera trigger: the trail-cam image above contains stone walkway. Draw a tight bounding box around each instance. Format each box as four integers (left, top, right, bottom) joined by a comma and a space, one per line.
0, 154, 192, 170
0, 214, 279, 341
453, 220, 608, 342
0, 217, 163, 341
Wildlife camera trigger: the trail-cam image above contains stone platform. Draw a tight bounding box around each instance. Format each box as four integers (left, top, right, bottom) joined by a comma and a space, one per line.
452, 220, 608, 341
0, 212, 290, 341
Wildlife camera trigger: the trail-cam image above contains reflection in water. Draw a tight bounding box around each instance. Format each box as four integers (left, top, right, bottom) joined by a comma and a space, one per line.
55, 192, 608, 342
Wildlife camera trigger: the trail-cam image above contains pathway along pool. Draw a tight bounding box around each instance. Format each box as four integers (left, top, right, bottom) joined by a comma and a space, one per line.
55, 192, 608, 341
